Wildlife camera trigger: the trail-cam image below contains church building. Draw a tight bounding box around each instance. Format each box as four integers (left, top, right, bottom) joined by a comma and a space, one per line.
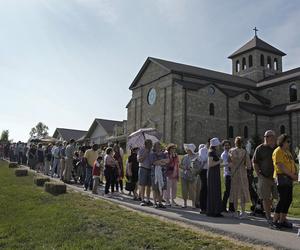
126, 32, 300, 148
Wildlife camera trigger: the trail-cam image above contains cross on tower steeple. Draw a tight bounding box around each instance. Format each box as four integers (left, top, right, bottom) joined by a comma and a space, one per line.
253, 27, 258, 37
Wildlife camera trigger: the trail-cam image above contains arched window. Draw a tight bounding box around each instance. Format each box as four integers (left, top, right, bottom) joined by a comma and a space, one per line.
290, 84, 297, 102
209, 103, 215, 116
229, 126, 234, 138
267, 56, 272, 69
260, 54, 264, 66
244, 126, 248, 139
274, 58, 278, 70
280, 125, 285, 134
249, 55, 253, 68
236, 60, 240, 72
242, 57, 246, 70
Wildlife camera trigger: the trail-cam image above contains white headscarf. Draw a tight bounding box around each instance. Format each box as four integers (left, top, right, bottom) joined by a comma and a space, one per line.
183, 144, 196, 153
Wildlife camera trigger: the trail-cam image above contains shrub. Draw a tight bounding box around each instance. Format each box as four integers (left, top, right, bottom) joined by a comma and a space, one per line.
34, 177, 50, 187
44, 182, 67, 195
15, 169, 28, 176
9, 162, 19, 168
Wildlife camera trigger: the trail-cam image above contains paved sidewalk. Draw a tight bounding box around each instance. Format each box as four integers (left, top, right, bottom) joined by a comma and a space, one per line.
14, 161, 300, 250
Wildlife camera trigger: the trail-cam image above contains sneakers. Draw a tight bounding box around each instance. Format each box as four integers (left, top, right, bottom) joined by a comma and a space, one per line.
279, 221, 293, 229
140, 201, 147, 206
158, 203, 166, 209
270, 221, 282, 230
165, 202, 171, 207
154, 203, 166, 209
146, 200, 153, 206
239, 212, 248, 220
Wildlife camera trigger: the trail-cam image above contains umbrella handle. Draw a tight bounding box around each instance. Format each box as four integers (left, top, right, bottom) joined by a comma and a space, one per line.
142, 132, 146, 140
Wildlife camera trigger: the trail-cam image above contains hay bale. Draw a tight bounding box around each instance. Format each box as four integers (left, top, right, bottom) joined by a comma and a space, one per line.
15, 169, 28, 176
44, 182, 67, 195
9, 162, 19, 168
34, 177, 50, 186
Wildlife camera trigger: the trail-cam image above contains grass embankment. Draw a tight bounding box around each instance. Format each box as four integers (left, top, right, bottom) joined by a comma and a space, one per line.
0, 160, 252, 250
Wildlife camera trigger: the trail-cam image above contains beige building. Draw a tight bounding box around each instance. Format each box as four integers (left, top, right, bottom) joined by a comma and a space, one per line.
126, 34, 300, 148
83, 118, 125, 146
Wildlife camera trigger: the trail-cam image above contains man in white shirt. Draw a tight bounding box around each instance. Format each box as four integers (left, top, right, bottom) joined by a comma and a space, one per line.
51, 143, 62, 178
221, 140, 235, 212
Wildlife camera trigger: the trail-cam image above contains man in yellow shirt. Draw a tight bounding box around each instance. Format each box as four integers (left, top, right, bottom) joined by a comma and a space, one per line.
271, 134, 298, 229
84, 144, 99, 191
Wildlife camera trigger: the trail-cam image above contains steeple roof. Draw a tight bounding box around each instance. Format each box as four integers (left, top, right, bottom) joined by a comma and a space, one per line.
228, 35, 286, 59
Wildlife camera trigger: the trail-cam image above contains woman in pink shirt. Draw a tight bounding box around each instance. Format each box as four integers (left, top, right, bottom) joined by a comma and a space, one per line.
164, 144, 179, 206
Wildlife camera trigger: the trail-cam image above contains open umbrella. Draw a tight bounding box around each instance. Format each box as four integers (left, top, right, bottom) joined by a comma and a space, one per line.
127, 128, 160, 149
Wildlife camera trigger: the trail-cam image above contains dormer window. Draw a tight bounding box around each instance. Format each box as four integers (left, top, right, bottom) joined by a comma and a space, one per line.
274, 58, 278, 70
267, 56, 272, 69
236, 60, 240, 72
242, 58, 246, 70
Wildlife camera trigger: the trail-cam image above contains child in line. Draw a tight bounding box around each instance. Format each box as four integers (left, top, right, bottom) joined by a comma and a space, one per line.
92, 156, 103, 194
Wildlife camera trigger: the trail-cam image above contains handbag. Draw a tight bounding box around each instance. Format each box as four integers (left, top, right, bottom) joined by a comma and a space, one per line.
125, 179, 136, 191
277, 174, 293, 187
191, 157, 204, 176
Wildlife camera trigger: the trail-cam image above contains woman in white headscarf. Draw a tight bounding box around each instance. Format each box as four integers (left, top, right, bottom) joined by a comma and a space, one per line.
180, 144, 197, 208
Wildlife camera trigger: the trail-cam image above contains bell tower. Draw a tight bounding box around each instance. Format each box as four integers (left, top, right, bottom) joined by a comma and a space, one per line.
228, 28, 286, 82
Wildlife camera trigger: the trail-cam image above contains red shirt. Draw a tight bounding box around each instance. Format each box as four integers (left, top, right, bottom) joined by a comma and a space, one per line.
92, 160, 101, 176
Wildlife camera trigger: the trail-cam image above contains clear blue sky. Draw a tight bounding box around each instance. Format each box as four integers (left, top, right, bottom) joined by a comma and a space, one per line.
1, 0, 300, 142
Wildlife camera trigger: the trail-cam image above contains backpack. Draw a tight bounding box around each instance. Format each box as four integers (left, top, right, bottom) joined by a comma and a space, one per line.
191, 157, 204, 176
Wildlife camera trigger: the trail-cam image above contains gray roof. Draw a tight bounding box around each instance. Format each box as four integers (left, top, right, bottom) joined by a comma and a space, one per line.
239, 101, 300, 116
228, 35, 286, 59
129, 57, 256, 90
257, 67, 300, 88
53, 128, 87, 141
95, 119, 123, 135
85, 118, 124, 139
174, 79, 270, 105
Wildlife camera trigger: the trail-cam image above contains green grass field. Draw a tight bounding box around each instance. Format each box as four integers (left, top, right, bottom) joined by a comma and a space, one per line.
0, 160, 253, 250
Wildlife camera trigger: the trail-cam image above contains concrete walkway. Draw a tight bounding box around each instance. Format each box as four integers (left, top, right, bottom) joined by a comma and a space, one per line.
13, 161, 300, 250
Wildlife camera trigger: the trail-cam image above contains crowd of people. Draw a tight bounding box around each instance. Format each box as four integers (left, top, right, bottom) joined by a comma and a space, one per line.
1, 129, 299, 231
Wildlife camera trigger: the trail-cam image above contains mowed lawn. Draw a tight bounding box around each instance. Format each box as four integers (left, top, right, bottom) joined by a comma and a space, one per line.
0, 160, 253, 250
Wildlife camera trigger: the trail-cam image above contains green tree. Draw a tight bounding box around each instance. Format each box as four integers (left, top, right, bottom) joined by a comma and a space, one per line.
0, 130, 9, 142
30, 122, 49, 137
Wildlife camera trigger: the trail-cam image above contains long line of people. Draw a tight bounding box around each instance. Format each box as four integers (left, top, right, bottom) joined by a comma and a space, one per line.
3, 129, 299, 231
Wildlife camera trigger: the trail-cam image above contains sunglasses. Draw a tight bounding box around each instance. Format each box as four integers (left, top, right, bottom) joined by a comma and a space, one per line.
264, 135, 274, 137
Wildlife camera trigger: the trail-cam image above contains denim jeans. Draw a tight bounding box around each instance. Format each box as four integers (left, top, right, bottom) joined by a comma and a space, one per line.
85, 165, 93, 190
